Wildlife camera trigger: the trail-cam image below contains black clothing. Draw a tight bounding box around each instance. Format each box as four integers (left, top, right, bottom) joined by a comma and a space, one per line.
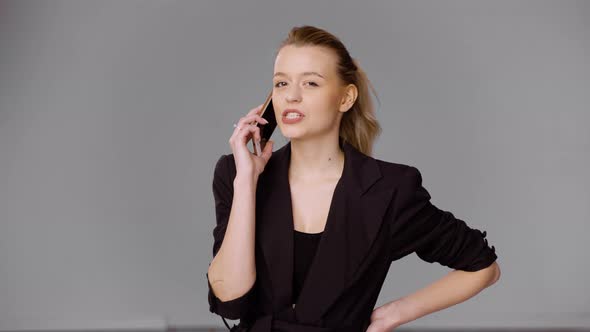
207, 140, 498, 331
293, 230, 323, 304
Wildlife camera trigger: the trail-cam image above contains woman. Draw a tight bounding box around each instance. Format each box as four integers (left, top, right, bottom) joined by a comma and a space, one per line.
206, 25, 500, 332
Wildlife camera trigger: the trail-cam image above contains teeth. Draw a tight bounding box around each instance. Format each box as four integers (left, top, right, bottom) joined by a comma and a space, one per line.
285, 113, 302, 119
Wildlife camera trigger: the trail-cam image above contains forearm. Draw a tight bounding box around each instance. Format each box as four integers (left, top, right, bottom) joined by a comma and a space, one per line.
208, 174, 258, 301
389, 262, 500, 326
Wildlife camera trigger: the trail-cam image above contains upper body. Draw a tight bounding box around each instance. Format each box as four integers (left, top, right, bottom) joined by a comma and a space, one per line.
206, 140, 498, 331
208, 25, 499, 331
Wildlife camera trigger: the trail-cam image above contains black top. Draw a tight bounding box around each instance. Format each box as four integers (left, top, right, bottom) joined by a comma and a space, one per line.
292, 229, 323, 304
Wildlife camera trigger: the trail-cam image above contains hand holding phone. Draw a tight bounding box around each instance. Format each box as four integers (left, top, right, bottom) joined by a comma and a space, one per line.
228, 90, 277, 178
251, 90, 277, 156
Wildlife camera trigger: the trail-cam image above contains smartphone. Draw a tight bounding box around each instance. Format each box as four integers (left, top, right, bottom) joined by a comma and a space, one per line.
251, 90, 277, 156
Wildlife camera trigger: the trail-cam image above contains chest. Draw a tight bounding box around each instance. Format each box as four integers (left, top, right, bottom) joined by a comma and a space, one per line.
289, 178, 340, 234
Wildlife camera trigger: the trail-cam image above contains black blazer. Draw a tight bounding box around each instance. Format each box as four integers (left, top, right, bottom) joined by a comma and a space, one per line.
207, 140, 497, 331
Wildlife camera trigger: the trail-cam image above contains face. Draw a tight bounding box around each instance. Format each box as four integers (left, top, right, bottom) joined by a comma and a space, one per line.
272, 45, 357, 141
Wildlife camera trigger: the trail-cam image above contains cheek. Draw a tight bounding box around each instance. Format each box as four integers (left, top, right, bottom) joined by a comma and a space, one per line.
318, 98, 342, 119
311, 92, 339, 110
309, 108, 340, 130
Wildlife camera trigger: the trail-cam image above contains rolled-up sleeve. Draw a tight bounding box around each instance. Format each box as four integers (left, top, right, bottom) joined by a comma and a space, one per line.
389, 166, 497, 271
207, 154, 257, 319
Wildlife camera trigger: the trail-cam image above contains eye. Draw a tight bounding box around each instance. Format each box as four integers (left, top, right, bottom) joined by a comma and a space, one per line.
273, 81, 318, 88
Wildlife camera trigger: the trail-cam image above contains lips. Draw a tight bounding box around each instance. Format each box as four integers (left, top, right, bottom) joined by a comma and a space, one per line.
282, 109, 305, 117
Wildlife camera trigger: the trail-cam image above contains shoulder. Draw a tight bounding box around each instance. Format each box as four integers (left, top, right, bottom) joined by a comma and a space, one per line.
370, 157, 434, 217
372, 157, 423, 187
373, 158, 411, 175
213, 153, 237, 187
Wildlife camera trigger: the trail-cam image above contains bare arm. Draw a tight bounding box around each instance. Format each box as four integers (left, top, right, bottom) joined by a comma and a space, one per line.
385, 262, 501, 327
207, 173, 258, 302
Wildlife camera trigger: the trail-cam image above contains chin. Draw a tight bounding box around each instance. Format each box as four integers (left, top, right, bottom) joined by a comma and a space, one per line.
279, 127, 302, 138
282, 130, 306, 139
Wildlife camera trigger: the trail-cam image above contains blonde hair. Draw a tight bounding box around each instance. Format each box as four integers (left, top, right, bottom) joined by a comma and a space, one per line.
275, 25, 382, 156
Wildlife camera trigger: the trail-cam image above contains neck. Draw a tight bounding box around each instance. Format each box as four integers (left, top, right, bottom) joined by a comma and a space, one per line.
288, 136, 345, 182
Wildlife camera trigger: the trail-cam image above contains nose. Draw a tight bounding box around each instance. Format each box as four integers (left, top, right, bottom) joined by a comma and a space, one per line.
285, 88, 302, 103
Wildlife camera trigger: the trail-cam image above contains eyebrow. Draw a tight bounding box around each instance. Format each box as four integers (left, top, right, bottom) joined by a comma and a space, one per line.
273, 71, 326, 79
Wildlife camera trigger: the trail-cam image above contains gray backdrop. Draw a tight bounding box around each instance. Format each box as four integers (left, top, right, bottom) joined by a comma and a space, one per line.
1, 0, 589, 330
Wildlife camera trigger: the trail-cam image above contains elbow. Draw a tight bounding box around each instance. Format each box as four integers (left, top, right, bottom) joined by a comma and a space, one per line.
207, 264, 256, 302
493, 262, 501, 283
488, 261, 501, 286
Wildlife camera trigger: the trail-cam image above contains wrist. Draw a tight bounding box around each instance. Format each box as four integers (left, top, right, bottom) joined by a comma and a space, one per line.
234, 173, 258, 187
385, 298, 408, 328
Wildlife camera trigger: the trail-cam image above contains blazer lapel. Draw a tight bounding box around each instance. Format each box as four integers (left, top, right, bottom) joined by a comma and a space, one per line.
256, 139, 395, 324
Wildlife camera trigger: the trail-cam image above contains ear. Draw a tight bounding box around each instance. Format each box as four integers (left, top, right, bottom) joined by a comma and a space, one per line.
339, 83, 358, 113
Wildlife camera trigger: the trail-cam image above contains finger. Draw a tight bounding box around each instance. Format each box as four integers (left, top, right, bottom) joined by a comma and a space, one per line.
230, 122, 245, 141
237, 123, 260, 144
231, 109, 267, 145
230, 118, 255, 143
246, 125, 262, 155
241, 115, 267, 128
238, 113, 268, 128
254, 140, 262, 156
261, 139, 274, 161
229, 124, 253, 152
231, 112, 264, 138
252, 125, 262, 144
